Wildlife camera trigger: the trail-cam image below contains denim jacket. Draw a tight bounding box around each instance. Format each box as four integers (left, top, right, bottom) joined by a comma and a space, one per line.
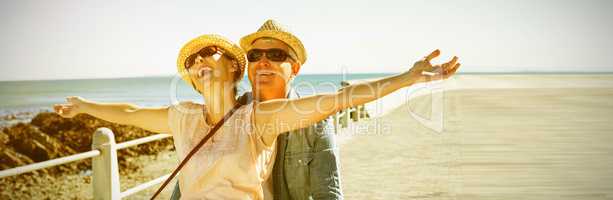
272, 117, 343, 200
272, 90, 343, 200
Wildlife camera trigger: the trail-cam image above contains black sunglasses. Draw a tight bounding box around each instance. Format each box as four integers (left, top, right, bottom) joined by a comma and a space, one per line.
247, 48, 294, 62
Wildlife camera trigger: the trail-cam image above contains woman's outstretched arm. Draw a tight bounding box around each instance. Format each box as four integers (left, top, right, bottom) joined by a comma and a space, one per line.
254, 50, 460, 145
54, 96, 171, 134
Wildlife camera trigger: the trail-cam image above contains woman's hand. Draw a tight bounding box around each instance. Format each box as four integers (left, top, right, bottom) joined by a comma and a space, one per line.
53, 96, 171, 133
407, 49, 461, 84
53, 96, 87, 118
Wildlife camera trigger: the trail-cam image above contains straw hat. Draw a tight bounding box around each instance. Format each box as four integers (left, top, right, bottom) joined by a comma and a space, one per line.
240, 19, 307, 64
177, 34, 247, 90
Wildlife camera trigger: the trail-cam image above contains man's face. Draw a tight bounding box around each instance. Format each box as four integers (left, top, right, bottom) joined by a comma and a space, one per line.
247, 38, 299, 100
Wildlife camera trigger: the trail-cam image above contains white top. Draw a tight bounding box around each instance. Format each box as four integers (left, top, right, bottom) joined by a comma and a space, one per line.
168, 101, 276, 200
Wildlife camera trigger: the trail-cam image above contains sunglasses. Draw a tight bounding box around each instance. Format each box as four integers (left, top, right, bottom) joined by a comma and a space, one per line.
184, 46, 226, 69
247, 48, 295, 62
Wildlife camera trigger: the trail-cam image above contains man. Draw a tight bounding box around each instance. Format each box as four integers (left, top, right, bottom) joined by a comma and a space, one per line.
240, 19, 343, 200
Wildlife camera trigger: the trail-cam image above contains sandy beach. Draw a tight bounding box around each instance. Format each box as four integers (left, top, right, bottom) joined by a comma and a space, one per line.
2, 75, 613, 199
340, 75, 613, 199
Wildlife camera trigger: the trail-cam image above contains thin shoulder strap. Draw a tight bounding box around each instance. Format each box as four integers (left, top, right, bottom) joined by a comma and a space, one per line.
150, 102, 244, 199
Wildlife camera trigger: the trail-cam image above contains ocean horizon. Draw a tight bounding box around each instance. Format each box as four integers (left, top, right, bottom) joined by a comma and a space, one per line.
3, 71, 613, 82
0, 73, 398, 115
3, 72, 613, 113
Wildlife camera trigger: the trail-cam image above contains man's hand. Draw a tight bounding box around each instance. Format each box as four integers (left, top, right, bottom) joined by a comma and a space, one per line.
53, 96, 86, 118
407, 49, 461, 84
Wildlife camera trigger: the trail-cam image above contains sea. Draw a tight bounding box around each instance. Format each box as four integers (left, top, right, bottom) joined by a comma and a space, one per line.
0, 73, 393, 117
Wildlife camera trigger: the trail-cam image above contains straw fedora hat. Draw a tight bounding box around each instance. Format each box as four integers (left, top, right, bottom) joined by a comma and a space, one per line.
177, 34, 247, 91
240, 19, 307, 64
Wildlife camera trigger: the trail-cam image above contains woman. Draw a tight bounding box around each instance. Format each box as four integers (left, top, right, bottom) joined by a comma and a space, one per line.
56, 34, 268, 199
54, 34, 460, 199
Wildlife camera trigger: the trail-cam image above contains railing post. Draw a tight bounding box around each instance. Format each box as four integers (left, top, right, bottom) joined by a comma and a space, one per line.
360, 105, 368, 119
92, 127, 121, 200
333, 112, 339, 134
341, 109, 349, 128
354, 106, 360, 122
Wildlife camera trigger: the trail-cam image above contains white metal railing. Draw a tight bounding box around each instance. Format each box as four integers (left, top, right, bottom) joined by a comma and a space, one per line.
120, 174, 170, 198
0, 127, 172, 200
0, 150, 101, 178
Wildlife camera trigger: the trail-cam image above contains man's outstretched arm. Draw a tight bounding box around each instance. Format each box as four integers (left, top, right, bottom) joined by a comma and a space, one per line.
254, 49, 460, 145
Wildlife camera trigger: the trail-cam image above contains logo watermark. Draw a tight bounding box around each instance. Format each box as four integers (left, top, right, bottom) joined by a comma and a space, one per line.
168, 65, 447, 135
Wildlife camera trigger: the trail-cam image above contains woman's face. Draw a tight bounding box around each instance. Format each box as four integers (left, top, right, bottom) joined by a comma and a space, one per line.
185, 47, 238, 93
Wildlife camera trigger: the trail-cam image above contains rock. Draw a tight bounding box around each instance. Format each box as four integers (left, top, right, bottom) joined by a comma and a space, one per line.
4, 123, 76, 162
2, 111, 174, 179
0, 131, 8, 144
0, 145, 36, 170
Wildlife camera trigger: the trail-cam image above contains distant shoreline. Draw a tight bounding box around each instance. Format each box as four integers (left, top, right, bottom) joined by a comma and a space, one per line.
2, 72, 613, 82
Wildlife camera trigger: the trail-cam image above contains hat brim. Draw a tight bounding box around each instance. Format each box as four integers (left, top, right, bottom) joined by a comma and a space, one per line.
240, 30, 307, 64
177, 34, 246, 90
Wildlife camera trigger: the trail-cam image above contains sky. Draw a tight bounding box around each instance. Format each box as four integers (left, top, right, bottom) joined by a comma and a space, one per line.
0, 0, 612, 81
